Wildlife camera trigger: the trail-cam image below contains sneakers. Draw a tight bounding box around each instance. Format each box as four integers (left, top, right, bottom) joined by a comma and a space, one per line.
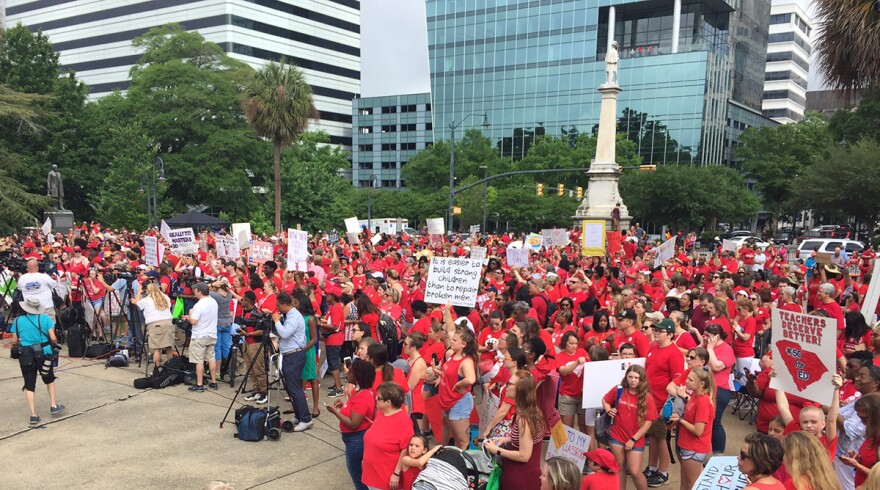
188, 385, 204, 392
29, 415, 41, 426
327, 387, 343, 397
208, 382, 219, 390
254, 394, 268, 405
50, 404, 66, 416
244, 393, 261, 402
293, 420, 314, 432
643, 468, 657, 479
647, 472, 669, 487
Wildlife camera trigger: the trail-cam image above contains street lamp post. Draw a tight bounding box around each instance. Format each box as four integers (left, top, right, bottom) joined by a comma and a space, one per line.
448, 113, 490, 235
480, 165, 488, 233
367, 174, 379, 233
150, 156, 166, 227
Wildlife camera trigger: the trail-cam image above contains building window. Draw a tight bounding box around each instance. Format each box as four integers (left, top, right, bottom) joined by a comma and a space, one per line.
381, 124, 397, 133
358, 144, 373, 152
425, 142, 433, 148
381, 143, 397, 151
769, 13, 791, 25
358, 180, 374, 187
358, 162, 372, 169
359, 127, 372, 134
766, 51, 809, 71
401, 123, 417, 132
425, 103, 431, 111
381, 161, 397, 169
400, 104, 417, 113
382, 180, 397, 188
381, 106, 397, 114
425, 122, 432, 130
401, 142, 417, 150
359, 108, 373, 116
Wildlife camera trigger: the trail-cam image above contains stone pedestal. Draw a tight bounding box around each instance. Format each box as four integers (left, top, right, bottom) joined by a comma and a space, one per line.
573, 82, 631, 232
45, 210, 74, 234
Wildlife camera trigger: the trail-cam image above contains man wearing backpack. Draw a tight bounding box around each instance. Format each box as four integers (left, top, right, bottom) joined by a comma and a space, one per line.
528, 279, 553, 326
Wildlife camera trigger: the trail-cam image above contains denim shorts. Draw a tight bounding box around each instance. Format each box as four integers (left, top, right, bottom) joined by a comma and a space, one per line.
325, 345, 342, 372
679, 449, 709, 462
608, 436, 644, 452
446, 392, 474, 421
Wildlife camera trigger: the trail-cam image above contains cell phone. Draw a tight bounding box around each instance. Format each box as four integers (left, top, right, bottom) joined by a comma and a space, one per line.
432, 354, 439, 365
343, 356, 352, 369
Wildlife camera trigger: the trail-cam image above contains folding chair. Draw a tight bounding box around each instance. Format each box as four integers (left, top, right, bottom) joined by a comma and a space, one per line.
730, 369, 757, 424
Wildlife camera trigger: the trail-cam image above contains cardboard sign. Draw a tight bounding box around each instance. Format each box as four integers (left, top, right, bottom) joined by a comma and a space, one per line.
423, 257, 483, 308
769, 308, 837, 405
722, 239, 737, 253
861, 261, 880, 321
478, 390, 502, 436
287, 229, 309, 272
167, 228, 198, 255
506, 247, 529, 268
470, 246, 487, 261
693, 457, 748, 490
545, 424, 591, 471
427, 218, 445, 235
248, 240, 273, 265
581, 358, 647, 408
581, 220, 606, 256
231, 223, 252, 250
215, 235, 239, 259
526, 233, 543, 251
542, 228, 568, 247
653, 236, 676, 268
815, 252, 832, 266
344, 217, 360, 234
143, 236, 159, 267
370, 234, 383, 245
158, 243, 166, 262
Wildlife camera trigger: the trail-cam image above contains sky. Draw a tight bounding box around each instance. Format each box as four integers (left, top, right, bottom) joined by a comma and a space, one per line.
360, 0, 826, 97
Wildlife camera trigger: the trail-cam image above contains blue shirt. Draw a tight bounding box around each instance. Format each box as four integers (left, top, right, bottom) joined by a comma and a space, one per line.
275, 308, 306, 353
11, 314, 54, 355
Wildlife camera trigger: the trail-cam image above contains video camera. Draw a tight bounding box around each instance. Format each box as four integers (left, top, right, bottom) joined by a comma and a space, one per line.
103, 271, 138, 284
0, 250, 56, 275
235, 313, 273, 333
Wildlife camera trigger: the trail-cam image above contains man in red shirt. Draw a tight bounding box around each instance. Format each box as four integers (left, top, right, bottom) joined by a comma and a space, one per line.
613, 308, 650, 357
816, 282, 846, 347
644, 319, 685, 486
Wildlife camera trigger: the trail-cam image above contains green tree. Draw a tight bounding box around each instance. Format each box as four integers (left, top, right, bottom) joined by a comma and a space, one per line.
828, 88, 880, 144
91, 124, 157, 229
402, 129, 500, 192
0, 24, 59, 94
242, 61, 318, 232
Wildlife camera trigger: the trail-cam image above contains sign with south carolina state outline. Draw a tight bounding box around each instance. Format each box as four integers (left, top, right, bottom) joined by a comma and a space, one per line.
769, 309, 836, 405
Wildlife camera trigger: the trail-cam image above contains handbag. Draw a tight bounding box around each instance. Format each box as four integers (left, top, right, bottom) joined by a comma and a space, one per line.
487, 419, 512, 440
595, 385, 624, 444
11, 344, 22, 359
485, 461, 502, 490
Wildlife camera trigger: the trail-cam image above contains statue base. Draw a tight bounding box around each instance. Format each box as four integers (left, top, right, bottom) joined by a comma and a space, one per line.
45, 210, 74, 234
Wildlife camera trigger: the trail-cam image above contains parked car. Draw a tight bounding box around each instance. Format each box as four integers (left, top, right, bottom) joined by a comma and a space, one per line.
772, 228, 796, 245
726, 236, 770, 250
796, 238, 864, 262
810, 225, 838, 238
722, 230, 753, 240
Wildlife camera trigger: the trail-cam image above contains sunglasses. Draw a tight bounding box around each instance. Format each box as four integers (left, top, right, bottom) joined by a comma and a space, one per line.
749, 297, 758, 300
738, 451, 750, 461
377, 397, 386, 402
687, 355, 697, 360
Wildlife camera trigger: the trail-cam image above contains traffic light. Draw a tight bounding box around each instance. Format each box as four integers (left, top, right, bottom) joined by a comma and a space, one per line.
639, 165, 657, 172
576, 186, 583, 199
537, 183, 543, 196
558, 184, 564, 196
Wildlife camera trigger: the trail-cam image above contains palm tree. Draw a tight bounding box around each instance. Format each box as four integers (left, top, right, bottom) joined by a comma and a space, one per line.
242, 61, 318, 232
815, 1, 880, 97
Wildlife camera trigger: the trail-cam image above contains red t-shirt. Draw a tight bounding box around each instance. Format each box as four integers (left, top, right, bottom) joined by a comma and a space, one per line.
613, 328, 651, 357
410, 316, 432, 337
646, 342, 685, 409
603, 387, 657, 448
732, 315, 757, 358
673, 331, 697, 351
325, 302, 345, 347
362, 409, 414, 489
339, 388, 375, 433
362, 312, 380, 339
478, 327, 507, 363
556, 348, 588, 397
677, 393, 714, 453
372, 367, 410, 394
580, 471, 618, 490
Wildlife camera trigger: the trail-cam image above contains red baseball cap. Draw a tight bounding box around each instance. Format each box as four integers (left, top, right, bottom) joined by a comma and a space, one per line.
584, 449, 617, 473
23, 241, 35, 248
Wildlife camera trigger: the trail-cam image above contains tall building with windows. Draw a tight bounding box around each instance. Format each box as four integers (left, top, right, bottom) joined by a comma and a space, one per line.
351, 93, 433, 189
762, 3, 810, 123
4, 0, 360, 147
426, 0, 775, 167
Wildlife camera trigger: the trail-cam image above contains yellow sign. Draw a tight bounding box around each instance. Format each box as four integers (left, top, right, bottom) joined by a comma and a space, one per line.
453, 207, 461, 215
550, 419, 568, 448
581, 220, 606, 257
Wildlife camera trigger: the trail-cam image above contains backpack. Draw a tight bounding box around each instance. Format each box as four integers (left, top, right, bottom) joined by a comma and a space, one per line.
235, 406, 281, 441
594, 385, 624, 445
541, 294, 557, 327
377, 313, 402, 362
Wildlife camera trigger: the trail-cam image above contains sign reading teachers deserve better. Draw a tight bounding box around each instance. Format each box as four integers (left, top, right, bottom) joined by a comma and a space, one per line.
769, 308, 836, 405
424, 257, 483, 308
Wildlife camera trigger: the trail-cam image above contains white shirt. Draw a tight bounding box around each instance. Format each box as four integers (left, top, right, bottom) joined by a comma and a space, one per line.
18, 272, 58, 310
753, 253, 766, 271
137, 296, 173, 325
189, 296, 218, 339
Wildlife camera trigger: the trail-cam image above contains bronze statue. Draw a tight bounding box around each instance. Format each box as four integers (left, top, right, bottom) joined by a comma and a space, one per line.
47, 164, 65, 210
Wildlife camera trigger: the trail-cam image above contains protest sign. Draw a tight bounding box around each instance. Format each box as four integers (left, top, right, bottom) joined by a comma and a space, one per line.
231, 223, 251, 249
346, 232, 360, 244
721, 239, 737, 253
769, 308, 837, 405
653, 236, 676, 268
542, 228, 568, 247
427, 218, 445, 235
506, 247, 529, 268
287, 229, 309, 272
470, 246, 487, 261
215, 235, 238, 259
40, 217, 51, 236
478, 390, 501, 436
581, 220, 605, 256
693, 457, 748, 490
862, 261, 880, 322
144, 236, 159, 267
160, 220, 172, 242
526, 233, 543, 251
158, 243, 165, 261
344, 217, 360, 234
815, 252, 832, 266
424, 257, 483, 308
469, 224, 480, 234
248, 240, 273, 265
328, 230, 339, 244
582, 358, 646, 408
607, 231, 622, 255
545, 425, 591, 471
370, 234, 383, 245
167, 228, 198, 255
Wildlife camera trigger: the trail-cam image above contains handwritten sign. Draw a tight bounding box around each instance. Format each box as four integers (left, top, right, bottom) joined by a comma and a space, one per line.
167, 228, 198, 255
506, 247, 529, 268
328, 230, 339, 244
478, 390, 501, 436
582, 358, 646, 408
346, 232, 360, 244
722, 239, 737, 253
344, 217, 360, 234
769, 308, 836, 405
470, 246, 487, 261
427, 218, 445, 235
231, 223, 251, 250
526, 233, 543, 252
248, 240, 273, 265
653, 236, 676, 268
144, 236, 159, 267
545, 425, 591, 471
424, 257, 483, 308
287, 229, 309, 272
216, 235, 240, 259
581, 220, 606, 256
469, 224, 480, 234
542, 228, 568, 247
693, 457, 748, 490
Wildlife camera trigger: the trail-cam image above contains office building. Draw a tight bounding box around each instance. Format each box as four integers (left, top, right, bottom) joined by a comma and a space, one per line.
4, 0, 360, 147
762, 3, 811, 124
351, 93, 433, 189
806, 89, 862, 117
426, 0, 775, 167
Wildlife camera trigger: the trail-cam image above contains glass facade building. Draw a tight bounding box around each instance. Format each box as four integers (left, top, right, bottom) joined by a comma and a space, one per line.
426, 0, 775, 166
351, 93, 433, 188
762, 3, 811, 124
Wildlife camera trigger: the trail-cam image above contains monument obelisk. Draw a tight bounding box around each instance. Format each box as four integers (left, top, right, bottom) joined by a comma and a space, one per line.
573, 40, 630, 232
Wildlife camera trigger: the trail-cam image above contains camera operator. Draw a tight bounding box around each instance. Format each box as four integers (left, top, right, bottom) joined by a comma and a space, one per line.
208, 278, 234, 379
273, 293, 313, 432
132, 281, 176, 369
237, 291, 268, 404
11, 297, 65, 426
181, 283, 219, 392
18, 258, 58, 323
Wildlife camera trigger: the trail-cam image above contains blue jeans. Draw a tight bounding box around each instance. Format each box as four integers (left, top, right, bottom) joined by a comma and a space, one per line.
342, 430, 368, 490
713, 388, 731, 453
215, 326, 232, 360
281, 350, 311, 423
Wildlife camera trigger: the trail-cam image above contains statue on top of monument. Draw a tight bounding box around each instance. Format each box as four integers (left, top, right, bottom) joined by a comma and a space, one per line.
47, 164, 65, 210
605, 40, 619, 85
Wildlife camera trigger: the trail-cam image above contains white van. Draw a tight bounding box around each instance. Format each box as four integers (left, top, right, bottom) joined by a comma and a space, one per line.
796, 238, 864, 262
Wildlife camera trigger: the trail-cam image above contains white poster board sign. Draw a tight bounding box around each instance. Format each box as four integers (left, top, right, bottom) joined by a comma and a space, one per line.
167, 228, 198, 255
344, 217, 360, 234
470, 246, 487, 261
346, 232, 360, 244
769, 308, 837, 405
287, 229, 309, 272
424, 257, 483, 308
231, 223, 252, 250
469, 224, 480, 234
545, 425, 591, 471
248, 240, 273, 265
542, 229, 568, 247
582, 358, 646, 408
861, 261, 880, 322
478, 390, 501, 436
143, 236, 159, 267
370, 234, 383, 245
722, 239, 737, 253
427, 218, 445, 235
506, 247, 529, 268
581, 221, 606, 256
525, 233, 543, 252
653, 236, 677, 268
693, 457, 748, 490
